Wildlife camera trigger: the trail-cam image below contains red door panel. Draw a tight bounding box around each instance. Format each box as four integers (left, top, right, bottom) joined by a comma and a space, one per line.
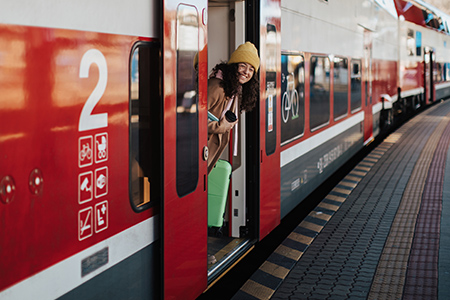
162, 0, 208, 299
259, 0, 281, 239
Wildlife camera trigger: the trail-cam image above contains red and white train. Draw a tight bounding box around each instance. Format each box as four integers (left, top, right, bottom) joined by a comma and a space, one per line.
1, 0, 449, 299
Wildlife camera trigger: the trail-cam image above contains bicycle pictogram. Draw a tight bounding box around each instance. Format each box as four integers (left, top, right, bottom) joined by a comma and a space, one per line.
79, 143, 92, 161
281, 72, 299, 123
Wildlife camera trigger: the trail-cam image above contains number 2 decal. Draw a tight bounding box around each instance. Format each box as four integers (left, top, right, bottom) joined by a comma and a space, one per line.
78, 49, 108, 132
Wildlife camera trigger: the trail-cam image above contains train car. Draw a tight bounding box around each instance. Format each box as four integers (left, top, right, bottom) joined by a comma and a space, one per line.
0, 1, 165, 299
394, 0, 450, 110
1, 1, 450, 300
278, 0, 399, 218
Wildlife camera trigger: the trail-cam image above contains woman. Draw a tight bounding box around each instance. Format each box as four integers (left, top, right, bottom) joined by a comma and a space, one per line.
207, 42, 260, 174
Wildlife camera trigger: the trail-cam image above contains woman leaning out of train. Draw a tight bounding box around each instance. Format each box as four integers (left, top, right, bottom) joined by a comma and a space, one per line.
206, 42, 260, 264
207, 42, 260, 174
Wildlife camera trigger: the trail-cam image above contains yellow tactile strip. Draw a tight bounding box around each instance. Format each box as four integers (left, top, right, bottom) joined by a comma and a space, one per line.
368, 114, 450, 300
231, 139, 396, 300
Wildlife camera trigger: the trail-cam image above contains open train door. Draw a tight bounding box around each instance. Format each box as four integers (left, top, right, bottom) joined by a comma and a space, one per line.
161, 0, 208, 299
363, 29, 373, 144
249, 0, 282, 239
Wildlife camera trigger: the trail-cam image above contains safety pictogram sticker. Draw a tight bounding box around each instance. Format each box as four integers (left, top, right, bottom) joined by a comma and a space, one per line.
95, 200, 108, 233
95, 133, 108, 163
78, 171, 93, 204
78, 207, 93, 241
95, 167, 108, 198
79, 136, 93, 168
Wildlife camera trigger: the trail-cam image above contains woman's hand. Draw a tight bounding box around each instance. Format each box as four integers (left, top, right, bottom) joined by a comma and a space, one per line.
219, 117, 238, 132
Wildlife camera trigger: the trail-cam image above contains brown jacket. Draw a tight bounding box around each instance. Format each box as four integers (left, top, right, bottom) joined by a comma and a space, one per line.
207, 78, 238, 174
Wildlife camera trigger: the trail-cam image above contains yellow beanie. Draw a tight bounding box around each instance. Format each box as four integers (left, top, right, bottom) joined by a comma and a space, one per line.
228, 42, 260, 72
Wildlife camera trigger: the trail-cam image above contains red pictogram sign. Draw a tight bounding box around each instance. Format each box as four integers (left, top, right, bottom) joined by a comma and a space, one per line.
95, 133, 108, 163
78, 207, 93, 241
79, 136, 93, 168
95, 201, 108, 233
95, 167, 108, 198
78, 172, 93, 204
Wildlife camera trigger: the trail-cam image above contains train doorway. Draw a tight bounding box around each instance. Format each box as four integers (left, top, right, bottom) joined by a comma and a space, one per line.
206, 0, 282, 282
206, 0, 257, 281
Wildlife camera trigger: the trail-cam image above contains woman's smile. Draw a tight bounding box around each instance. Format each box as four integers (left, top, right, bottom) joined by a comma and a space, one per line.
237, 63, 254, 84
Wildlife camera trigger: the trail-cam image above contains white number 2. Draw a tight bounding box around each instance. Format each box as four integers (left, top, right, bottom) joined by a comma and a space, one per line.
78, 49, 108, 132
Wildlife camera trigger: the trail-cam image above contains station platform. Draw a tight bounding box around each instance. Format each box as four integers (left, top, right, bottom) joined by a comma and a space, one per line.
232, 99, 450, 300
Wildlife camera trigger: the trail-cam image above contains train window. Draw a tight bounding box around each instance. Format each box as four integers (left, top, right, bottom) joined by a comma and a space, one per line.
176, 5, 199, 197
281, 54, 305, 145
333, 57, 348, 120
266, 24, 277, 155
310, 56, 330, 130
445, 63, 450, 81
407, 29, 414, 56
350, 59, 362, 112
435, 63, 443, 83
416, 31, 422, 56
129, 42, 162, 211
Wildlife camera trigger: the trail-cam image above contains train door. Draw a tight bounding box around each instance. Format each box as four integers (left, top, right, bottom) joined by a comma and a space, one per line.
161, 0, 208, 299
363, 30, 373, 144
258, 0, 281, 238
424, 47, 435, 104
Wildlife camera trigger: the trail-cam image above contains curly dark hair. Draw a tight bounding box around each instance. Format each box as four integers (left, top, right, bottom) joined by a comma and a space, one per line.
211, 62, 259, 113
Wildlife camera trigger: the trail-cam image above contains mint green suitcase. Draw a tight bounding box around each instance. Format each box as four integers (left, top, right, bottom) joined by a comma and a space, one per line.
208, 159, 232, 227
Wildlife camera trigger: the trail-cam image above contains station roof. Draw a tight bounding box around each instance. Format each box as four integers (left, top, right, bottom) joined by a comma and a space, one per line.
394, 0, 449, 34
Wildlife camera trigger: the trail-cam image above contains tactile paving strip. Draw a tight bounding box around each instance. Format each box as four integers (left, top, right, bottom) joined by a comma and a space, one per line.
401, 117, 450, 299
368, 113, 450, 300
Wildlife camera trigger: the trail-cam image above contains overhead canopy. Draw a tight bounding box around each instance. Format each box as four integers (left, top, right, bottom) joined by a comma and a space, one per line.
394, 0, 449, 34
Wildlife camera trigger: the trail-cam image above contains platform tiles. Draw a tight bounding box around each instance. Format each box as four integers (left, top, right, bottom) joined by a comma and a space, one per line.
232, 100, 450, 300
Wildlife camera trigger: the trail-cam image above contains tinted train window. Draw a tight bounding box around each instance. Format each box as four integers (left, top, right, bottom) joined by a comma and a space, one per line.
281, 54, 304, 145
416, 31, 422, 56
333, 57, 348, 120
407, 29, 415, 56
435, 63, 443, 83
310, 56, 330, 130
129, 43, 162, 211
265, 24, 277, 155
176, 5, 199, 197
350, 59, 362, 112
445, 63, 450, 81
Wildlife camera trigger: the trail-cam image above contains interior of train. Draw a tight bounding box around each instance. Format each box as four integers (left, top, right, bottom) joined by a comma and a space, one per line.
207, 0, 253, 276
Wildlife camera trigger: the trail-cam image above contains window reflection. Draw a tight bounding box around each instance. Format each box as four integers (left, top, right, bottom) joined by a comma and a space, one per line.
350, 59, 362, 112
176, 5, 199, 197
129, 43, 161, 210
333, 57, 348, 120
266, 24, 277, 155
407, 29, 415, 56
310, 56, 330, 130
281, 54, 304, 145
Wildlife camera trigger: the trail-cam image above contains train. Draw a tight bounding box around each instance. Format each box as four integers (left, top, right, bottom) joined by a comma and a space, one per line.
1, 0, 450, 299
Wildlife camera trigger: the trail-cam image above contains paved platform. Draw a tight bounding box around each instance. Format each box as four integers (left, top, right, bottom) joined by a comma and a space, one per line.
232, 99, 450, 300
